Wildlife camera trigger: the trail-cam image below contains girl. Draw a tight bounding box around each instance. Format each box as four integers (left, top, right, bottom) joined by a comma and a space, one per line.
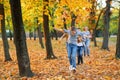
77, 35, 84, 65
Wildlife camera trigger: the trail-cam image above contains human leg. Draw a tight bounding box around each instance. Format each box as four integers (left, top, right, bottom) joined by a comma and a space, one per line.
79, 46, 83, 64
71, 45, 77, 69
86, 40, 90, 56
77, 47, 80, 65
67, 43, 72, 66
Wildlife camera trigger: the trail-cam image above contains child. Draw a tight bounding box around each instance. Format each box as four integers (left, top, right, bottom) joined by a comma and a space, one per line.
77, 35, 84, 65
83, 26, 91, 56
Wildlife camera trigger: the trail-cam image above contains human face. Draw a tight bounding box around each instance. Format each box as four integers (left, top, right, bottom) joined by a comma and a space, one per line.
78, 36, 82, 41
84, 27, 88, 31
71, 31, 76, 36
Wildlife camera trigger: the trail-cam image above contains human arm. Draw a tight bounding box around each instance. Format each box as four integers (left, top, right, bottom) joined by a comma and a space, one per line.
53, 27, 64, 33
59, 33, 67, 40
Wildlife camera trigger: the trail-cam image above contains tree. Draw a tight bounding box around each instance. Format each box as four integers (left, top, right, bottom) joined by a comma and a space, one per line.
29, 29, 33, 40
33, 28, 37, 40
88, 0, 97, 46
9, 0, 34, 77
101, 0, 111, 50
93, 8, 105, 47
6, 16, 13, 40
54, 0, 91, 29
115, 6, 120, 59
49, 1, 58, 40
43, 0, 57, 59
0, 3, 12, 62
37, 23, 44, 48
71, 11, 77, 27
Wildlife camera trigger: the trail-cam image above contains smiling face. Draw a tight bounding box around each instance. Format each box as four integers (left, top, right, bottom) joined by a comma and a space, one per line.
71, 30, 76, 36
77, 35, 82, 43
84, 26, 88, 31
70, 26, 76, 36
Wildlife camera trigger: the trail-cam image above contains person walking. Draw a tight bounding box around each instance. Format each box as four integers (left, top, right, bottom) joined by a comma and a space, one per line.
77, 35, 84, 65
83, 26, 91, 56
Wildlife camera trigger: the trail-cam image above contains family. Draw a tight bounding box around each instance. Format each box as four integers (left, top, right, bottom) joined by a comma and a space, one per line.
54, 26, 92, 72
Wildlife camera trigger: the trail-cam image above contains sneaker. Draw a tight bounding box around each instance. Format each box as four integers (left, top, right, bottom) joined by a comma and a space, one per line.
72, 67, 76, 73
69, 65, 73, 70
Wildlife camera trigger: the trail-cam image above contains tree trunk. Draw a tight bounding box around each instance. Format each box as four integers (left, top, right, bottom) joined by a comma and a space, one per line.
63, 17, 67, 29
29, 29, 32, 40
9, 0, 34, 77
101, 0, 111, 50
92, 29, 97, 46
93, 8, 105, 47
51, 20, 58, 40
88, 0, 97, 46
0, 4, 12, 62
9, 29, 13, 40
43, 0, 57, 59
33, 28, 36, 40
115, 8, 120, 59
37, 24, 44, 48
6, 18, 13, 40
71, 12, 77, 27
50, 31, 54, 40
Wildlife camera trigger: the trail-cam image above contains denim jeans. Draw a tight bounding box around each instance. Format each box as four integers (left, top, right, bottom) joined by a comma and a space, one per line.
85, 39, 90, 56
66, 42, 68, 52
67, 43, 77, 68
77, 46, 83, 64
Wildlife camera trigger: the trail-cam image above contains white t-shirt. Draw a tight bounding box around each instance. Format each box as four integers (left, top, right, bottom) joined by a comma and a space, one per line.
77, 42, 83, 46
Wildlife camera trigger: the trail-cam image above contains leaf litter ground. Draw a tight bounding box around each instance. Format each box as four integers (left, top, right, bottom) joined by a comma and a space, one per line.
0, 39, 120, 80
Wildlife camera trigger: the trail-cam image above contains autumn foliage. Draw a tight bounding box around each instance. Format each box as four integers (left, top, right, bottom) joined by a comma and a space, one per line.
0, 39, 120, 80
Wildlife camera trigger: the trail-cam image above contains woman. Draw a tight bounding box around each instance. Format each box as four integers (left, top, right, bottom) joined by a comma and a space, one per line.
83, 26, 91, 56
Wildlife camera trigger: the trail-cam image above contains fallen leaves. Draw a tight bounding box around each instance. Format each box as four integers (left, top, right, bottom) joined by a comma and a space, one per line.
0, 39, 120, 80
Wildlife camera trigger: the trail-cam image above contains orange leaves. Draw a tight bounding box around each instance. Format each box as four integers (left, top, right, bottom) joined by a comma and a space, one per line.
0, 39, 120, 79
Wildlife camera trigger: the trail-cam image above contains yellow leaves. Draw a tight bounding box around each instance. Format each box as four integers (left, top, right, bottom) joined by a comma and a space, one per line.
54, 17, 63, 28
43, 9, 49, 16
103, 76, 112, 80
56, 0, 92, 27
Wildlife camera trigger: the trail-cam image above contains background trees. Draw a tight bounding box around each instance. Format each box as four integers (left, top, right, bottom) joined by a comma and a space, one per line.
43, 0, 57, 59
115, 1, 120, 59
9, 0, 34, 77
0, 0, 120, 78
0, 3, 12, 61
101, 0, 112, 50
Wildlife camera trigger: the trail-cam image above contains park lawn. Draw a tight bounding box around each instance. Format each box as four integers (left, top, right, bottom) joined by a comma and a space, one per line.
0, 38, 120, 80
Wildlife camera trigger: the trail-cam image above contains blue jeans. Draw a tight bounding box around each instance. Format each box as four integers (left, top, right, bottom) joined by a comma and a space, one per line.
66, 42, 68, 52
85, 39, 90, 56
77, 46, 83, 64
67, 43, 77, 68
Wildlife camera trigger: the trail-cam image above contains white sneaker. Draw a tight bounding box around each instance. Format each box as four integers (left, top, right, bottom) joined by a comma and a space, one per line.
72, 67, 76, 70
72, 67, 76, 73
69, 65, 73, 70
